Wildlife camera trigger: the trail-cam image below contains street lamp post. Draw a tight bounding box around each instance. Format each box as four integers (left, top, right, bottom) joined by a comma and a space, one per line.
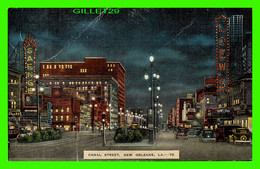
91, 96, 96, 133
102, 112, 106, 146
144, 56, 160, 142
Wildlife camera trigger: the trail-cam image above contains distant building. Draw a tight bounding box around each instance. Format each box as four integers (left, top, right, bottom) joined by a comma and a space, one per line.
229, 15, 244, 82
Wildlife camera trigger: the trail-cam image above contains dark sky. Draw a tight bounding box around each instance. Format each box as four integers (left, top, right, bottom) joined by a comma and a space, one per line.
8, 8, 252, 120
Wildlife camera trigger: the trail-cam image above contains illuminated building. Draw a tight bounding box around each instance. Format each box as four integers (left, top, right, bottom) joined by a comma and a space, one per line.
39, 58, 125, 129
8, 69, 23, 127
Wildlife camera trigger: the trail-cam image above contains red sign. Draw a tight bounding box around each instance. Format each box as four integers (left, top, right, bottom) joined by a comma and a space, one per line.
215, 15, 229, 92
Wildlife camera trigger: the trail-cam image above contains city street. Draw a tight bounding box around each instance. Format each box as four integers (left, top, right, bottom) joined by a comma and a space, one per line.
8, 130, 252, 161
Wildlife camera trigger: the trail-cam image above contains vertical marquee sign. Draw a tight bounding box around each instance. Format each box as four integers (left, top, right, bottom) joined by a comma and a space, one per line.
24, 33, 37, 93
215, 15, 229, 92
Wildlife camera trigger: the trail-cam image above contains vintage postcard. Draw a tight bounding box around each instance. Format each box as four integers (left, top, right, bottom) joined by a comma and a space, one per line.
8, 8, 252, 161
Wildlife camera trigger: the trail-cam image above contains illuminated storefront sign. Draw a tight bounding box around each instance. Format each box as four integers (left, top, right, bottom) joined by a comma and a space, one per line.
24, 33, 37, 93
215, 15, 229, 92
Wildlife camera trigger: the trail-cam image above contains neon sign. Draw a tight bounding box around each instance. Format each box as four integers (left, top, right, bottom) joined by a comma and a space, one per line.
215, 15, 229, 92
23, 33, 37, 93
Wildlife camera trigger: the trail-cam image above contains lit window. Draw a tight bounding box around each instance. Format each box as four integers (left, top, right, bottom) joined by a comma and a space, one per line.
62, 65, 64, 69
82, 82, 84, 85
83, 87, 85, 90
14, 80, 17, 83
70, 65, 72, 69
108, 69, 110, 71
61, 116, 64, 121
56, 109, 58, 112
110, 64, 112, 67
56, 116, 58, 121
59, 65, 61, 69
62, 82, 65, 85
61, 107, 64, 113
107, 64, 109, 67
113, 64, 115, 67
54, 65, 56, 69
85, 69, 87, 73
43, 65, 45, 69
69, 82, 71, 85
10, 92, 13, 96
65, 65, 67, 69
11, 79, 13, 83
96, 82, 98, 85
91, 82, 94, 85
76, 82, 78, 85
66, 115, 69, 121
111, 69, 113, 71
49, 82, 52, 85
51, 115, 53, 119
47, 65, 49, 69
80, 69, 82, 73
67, 107, 69, 112
50, 65, 52, 69
72, 82, 74, 85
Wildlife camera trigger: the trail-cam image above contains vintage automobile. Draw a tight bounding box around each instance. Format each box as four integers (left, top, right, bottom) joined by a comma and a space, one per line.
199, 129, 216, 142
188, 128, 202, 138
8, 129, 20, 139
176, 128, 188, 139
215, 125, 241, 142
229, 128, 252, 143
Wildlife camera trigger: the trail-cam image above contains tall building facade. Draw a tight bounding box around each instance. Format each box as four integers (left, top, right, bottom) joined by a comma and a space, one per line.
229, 15, 244, 82
8, 69, 23, 127
39, 57, 125, 129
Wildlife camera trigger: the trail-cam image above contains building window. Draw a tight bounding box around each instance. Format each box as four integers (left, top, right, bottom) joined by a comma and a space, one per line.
61, 107, 64, 113
50, 65, 52, 69
61, 116, 64, 121
113, 64, 115, 67
43, 65, 45, 69
54, 65, 56, 69
108, 69, 110, 72
51, 115, 53, 119
67, 107, 69, 112
56, 116, 58, 121
66, 115, 69, 121
69, 82, 71, 85
10, 92, 13, 96
65, 65, 68, 69
107, 64, 109, 67
56, 108, 58, 112
47, 65, 49, 69
62, 65, 64, 69
62, 82, 65, 85
49, 82, 52, 85
82, 82, 84, 85
111, 69, 113, 71
70, 65, 72, 69
14, 80, 17, 83
206, 98, 209, 104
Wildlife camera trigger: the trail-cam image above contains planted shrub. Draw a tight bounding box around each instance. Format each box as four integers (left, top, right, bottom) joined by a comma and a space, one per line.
17, 129, 62, 143
114, 128, 143, 143
32, 131, 42, 142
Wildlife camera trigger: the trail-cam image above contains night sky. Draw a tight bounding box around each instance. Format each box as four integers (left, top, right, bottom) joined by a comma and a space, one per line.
8, 8, 252, 120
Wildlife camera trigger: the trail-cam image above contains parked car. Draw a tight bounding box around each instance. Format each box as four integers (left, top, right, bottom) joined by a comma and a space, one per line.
176, 128, 188, 139
229, 128, 252, 143
188, 128, 201, 138
163, 128, 169, 132
199, 129, 216, 142
8, 129, 20, 139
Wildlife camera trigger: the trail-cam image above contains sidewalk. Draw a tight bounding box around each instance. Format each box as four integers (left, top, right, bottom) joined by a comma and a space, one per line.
108, 139, 156, 147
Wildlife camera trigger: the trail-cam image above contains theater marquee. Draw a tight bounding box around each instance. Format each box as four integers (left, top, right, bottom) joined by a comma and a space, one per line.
24, 33, 37, 93
215, 15, 229, 92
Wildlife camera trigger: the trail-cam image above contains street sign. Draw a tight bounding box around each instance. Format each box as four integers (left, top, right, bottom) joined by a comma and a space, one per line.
47, 102, 52, 124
